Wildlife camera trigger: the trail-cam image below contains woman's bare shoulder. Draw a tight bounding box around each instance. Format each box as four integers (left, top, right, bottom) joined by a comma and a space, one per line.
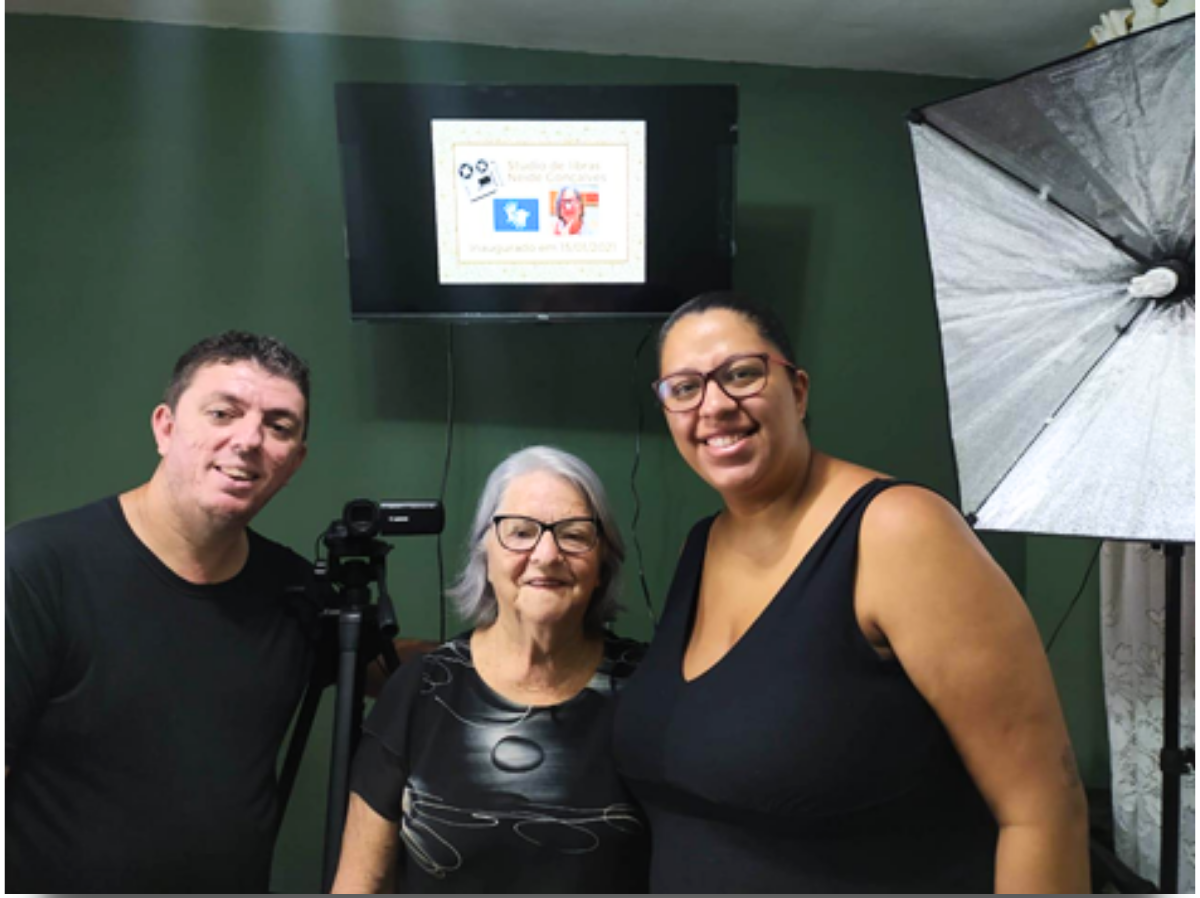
861, 482, 971, 546
817, 454, 891, 503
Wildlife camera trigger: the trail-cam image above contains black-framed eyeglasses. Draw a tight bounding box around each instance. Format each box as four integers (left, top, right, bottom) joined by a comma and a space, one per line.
491, 515, 601, 555
652, 352, 797, 413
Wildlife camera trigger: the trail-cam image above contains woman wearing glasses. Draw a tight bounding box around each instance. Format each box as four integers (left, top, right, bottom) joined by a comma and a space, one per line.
553, 185, 588, 236
333, 446, 649, 894
612, 292, 1089, 893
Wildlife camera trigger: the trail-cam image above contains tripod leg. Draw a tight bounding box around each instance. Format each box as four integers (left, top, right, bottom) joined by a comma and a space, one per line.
277, 648, 330, 829
322, 607, 367, 893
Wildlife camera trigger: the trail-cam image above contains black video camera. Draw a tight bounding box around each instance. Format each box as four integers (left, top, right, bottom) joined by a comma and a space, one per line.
337, 499, 445, 540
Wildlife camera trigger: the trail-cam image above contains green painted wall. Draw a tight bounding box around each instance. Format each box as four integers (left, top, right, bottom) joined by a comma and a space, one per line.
7, 16, 1107, 892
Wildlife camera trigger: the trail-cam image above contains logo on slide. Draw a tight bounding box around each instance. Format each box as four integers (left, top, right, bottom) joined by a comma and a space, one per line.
458, 159, 503, 202
493, 199, 539, 231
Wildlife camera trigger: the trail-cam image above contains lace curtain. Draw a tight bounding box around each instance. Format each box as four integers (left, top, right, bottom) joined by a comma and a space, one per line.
1100, 542, 1195, 892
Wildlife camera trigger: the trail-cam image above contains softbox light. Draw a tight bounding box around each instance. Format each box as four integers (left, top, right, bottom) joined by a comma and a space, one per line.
909, 16, 1194, 544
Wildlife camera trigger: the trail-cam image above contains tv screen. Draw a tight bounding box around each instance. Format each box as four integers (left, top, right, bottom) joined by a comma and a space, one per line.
335, 84, 738, 321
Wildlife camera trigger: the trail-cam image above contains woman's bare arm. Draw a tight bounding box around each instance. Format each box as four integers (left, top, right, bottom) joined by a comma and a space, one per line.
856, 486, 1089, 894
331, 792, 401, 894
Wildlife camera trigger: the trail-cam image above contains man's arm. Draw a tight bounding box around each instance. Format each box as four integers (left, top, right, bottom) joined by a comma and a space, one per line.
6, 529, 67, 774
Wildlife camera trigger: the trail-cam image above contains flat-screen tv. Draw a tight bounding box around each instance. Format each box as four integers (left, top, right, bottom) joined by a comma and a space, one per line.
335, 84, 737, 321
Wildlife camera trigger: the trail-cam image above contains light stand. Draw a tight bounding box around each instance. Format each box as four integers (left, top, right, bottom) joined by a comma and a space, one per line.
1158, 542, 1194, 894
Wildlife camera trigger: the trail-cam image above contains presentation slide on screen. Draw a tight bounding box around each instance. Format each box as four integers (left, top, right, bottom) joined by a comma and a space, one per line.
431, 119, 646, 284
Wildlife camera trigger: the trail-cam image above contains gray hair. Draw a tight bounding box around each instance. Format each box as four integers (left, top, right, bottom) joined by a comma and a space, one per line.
447, 446, 625, 633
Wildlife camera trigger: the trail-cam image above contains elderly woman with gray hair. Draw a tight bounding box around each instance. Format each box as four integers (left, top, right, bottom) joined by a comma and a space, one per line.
333, 446, 649, 894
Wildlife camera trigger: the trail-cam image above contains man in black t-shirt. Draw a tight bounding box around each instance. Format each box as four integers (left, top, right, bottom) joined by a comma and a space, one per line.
6, 331, 316, 894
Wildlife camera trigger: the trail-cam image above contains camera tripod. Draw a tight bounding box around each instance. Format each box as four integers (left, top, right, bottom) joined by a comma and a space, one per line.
277, 533, 397, 892
276, 500, 443, 893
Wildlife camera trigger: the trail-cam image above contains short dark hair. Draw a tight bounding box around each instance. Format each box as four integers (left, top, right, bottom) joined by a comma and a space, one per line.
658, 291, 797, 366
163, 331, 312, 438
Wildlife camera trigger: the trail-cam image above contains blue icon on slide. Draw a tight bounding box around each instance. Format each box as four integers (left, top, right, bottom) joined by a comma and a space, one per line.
494, 198, 539, 231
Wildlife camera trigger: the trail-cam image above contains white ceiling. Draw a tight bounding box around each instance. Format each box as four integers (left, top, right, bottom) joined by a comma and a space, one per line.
7, 0, 1117, 79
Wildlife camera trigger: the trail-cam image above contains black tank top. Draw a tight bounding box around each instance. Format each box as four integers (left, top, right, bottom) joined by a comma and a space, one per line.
613, 479, 997, 893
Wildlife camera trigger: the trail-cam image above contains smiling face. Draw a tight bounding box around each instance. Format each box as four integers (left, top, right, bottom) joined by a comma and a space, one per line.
486, 470, 602, 635
659, 308, 809, 504
151, 360, 308, 529
559, 189, 583, 221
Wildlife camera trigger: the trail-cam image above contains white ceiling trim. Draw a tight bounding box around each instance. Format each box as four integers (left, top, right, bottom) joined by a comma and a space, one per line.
6, 0, 1113, 79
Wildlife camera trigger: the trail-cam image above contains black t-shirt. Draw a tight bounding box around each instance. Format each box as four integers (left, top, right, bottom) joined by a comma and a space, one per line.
613, 480, 998, 893
350, 632, 651, 894
6, 496, 315, 894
